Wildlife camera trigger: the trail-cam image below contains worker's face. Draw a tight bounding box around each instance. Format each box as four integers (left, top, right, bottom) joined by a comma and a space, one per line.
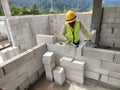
68, 20, 76, 26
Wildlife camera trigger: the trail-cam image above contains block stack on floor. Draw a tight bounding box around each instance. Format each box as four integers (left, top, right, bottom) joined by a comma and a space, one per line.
60, 57, 85, 84
53, 67, 65, 86
43, 52, 85, 85
43, 52, 56, 81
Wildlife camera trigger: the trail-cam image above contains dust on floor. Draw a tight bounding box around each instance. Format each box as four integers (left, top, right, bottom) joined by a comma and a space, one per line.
29, 76, 119, 90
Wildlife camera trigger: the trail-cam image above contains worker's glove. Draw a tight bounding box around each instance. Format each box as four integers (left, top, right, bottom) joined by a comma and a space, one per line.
89, 31, 94, 38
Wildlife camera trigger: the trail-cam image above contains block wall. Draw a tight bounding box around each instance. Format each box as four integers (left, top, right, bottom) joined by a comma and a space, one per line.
100, 7, 120, 48
6, 15, 50, 52
0, 43, 47, 90
6, 13, 92, 52
47, 44, 120, 88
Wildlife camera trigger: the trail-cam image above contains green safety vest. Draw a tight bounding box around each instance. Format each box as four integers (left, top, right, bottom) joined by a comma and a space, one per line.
65, 20, 80, 43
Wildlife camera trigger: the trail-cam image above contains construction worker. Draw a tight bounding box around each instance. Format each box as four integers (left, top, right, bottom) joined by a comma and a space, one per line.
61, 10, 92, 47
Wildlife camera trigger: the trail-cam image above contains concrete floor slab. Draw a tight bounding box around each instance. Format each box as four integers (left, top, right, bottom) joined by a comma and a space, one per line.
30, 76, 119, 90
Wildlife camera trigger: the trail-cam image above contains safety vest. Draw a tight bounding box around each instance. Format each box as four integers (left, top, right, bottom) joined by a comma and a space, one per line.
65, 20, 80, 43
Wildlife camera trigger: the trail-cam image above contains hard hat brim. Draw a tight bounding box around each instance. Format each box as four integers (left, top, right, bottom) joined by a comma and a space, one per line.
67, 18, 76, 23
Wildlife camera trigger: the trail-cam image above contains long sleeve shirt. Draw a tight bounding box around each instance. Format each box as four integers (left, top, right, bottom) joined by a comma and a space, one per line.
61, 20, 91, 41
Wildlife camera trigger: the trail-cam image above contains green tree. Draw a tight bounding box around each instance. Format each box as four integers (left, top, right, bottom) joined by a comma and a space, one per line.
10, 6, 22, 16
0, 6, 4, 16
21, 6, 29, 15
29, 4, 40, 15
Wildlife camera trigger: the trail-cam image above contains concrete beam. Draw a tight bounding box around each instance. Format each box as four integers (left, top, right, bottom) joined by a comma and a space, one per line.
1, 0, 11, 16
91, 0, 103, 45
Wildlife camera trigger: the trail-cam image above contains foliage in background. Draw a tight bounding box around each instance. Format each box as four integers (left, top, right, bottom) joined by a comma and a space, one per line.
0, 0, 120, 16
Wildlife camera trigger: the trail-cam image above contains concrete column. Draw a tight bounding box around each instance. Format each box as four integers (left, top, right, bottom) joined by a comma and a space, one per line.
1, 0, 11, 17
91, 0, 103, 45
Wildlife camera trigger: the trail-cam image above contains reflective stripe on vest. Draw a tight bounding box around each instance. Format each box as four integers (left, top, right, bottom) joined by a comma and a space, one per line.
65, 20, 80, 43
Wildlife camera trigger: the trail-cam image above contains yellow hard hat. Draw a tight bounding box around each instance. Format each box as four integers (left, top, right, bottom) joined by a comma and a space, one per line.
66, 10, 76, 23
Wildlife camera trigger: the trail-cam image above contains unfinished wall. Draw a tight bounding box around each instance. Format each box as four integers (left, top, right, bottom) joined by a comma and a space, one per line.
100, 7, 120, 48
0, 43, 47, 90
47, 44, 120, 88
7, 15, 49, 52
7, 13, 92, 52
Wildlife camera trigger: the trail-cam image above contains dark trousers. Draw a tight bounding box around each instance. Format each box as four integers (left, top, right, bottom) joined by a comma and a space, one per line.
73, 40, 80, 47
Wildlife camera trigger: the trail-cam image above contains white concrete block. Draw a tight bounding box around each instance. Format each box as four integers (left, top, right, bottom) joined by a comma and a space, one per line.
27, 48, 35, 59
36, 34, 56, 44
33, 44, 47, 59
66, 72, 84, 84
85, 71, 100, 80
75, 56, 101, 68
0, 68, 4, 79
47, 44, 64, 65
44, 63, 55, 70
28, 71, 39, 84
71, 60, 85, 71
53, 67, 65, 85
60, 57, 73, 68
3, 51, 31, 74
12, 47, 19, 55
44, 63, 55, 81
114, 51, 120, 64
43, 52, 55, 65
86, 66, 109, 75
65, 67, 84, 76
99, 37, 114, 47
109, 71, 120, 79
83, 47, 114, 62
64, 45, 76, 58
102, 61, 120, 73
7, 47, 16, 58
38, 66, 45, 76
0, 49, 10, 61
60, 57, 73, 64
108, 77, 120, 87
100, 75, 109, 83
19, 80, 29, 90
75, 41, 87, 58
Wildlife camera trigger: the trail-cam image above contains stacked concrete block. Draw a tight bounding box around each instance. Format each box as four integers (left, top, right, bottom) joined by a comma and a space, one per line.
64, 45, 76, 58
60, 57, 85, 84
53, 67, 65, 85
43, 52, 56, 81
100, 7, 120, 48
83, 47, 114, 62
108, 77, 120, 87
0, 68, 4, 79
100, 75, 109, 83
0, 44, 47, 90
0, 49, 10, 61
85, 71, 99, 81
114, 51, 120, 64
0, 46, 20, 61
47, 44, 65, 65
36, 34, 56, 45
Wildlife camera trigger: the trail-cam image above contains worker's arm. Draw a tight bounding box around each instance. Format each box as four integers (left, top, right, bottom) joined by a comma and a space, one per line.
61, 24, 67, 41
79, 21, 91, 40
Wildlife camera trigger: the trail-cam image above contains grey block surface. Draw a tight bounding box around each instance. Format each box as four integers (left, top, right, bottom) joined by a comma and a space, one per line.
85, 71, 99, 80
108, 77, 120, 87
53, 67, 65, 85
36, 34, 56, 44
102, 61, 120, 73
0, 68, 4, 79
100, 75, 109, 83
83, 47, 114, 62
43, 52, 55, 65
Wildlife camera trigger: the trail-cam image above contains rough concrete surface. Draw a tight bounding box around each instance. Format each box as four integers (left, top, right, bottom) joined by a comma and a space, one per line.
30, 76, 119, 90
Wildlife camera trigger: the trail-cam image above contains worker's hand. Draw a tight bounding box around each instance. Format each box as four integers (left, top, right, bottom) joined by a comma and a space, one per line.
63, 37, 67, 41
89, 31, 93, 38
